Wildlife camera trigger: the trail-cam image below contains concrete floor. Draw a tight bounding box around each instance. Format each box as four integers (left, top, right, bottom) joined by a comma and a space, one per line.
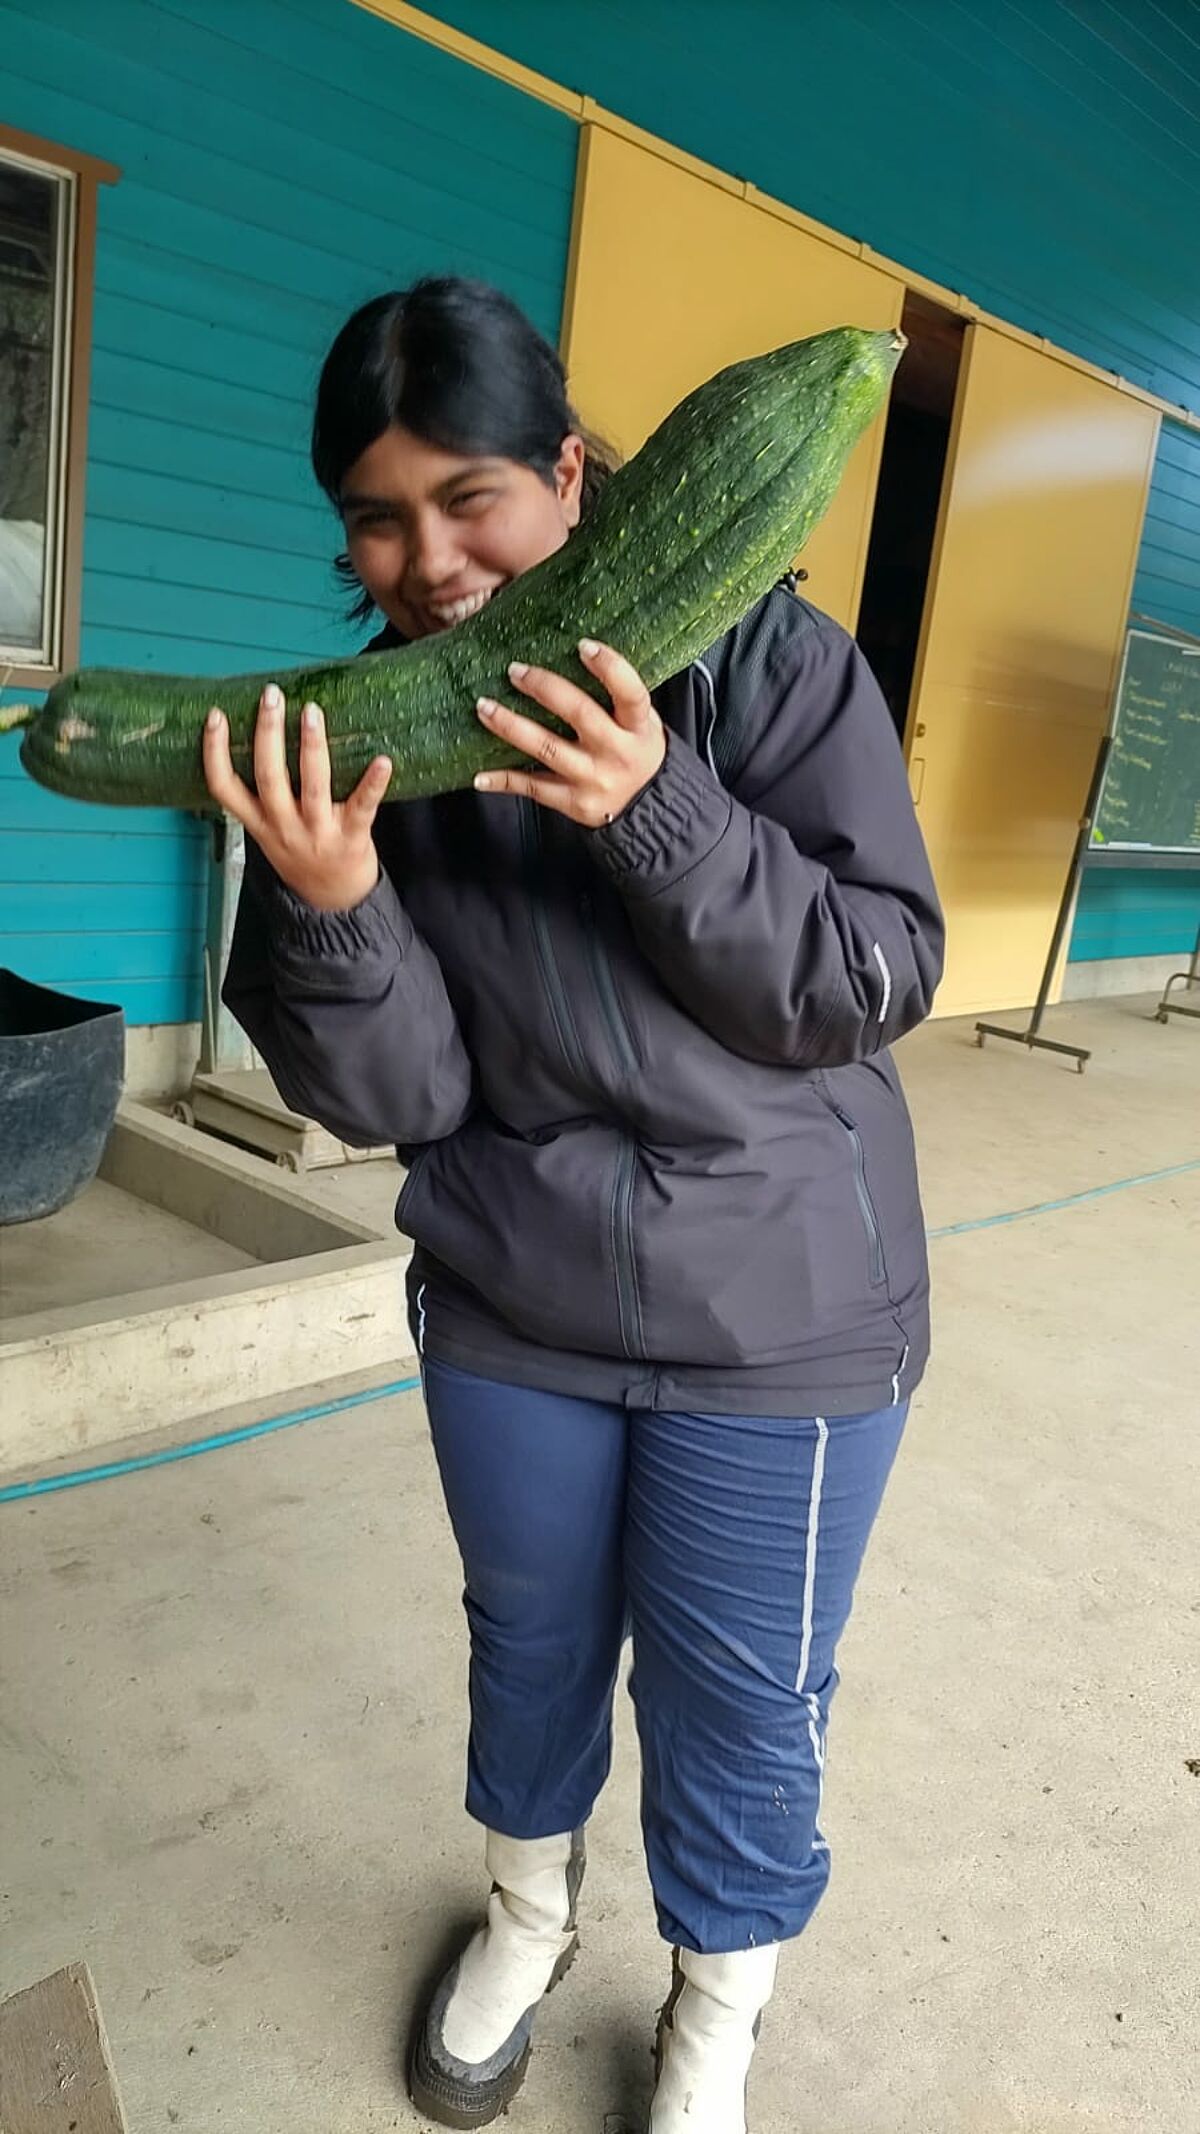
1, 994, 1197, 2133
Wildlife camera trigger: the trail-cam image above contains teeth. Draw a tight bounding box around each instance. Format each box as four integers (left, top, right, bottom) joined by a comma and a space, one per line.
427, 587, 495, 625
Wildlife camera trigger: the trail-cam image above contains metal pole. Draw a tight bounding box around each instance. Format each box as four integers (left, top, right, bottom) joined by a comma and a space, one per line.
1156, 917, 1200, 1024
975, 734, 1112, 1072
198, 816, 253, 1076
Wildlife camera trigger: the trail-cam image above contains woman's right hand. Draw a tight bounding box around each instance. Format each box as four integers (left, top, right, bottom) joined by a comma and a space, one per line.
203, 683, 392, 912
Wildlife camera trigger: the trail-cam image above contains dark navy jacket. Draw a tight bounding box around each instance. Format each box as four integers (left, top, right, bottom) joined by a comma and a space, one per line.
224, 590, 944, 1416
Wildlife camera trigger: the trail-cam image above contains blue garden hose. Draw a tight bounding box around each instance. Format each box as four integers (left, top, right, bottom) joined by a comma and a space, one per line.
0, 1375, 422, 1503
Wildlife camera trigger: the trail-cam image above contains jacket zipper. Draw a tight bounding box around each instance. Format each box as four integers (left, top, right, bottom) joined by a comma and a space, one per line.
578, 891, 640, 1077
827, 1100, 887, 1288
522, 808, 644, 1357
610, 1131, 645, 1357
520, 804, 589, 1083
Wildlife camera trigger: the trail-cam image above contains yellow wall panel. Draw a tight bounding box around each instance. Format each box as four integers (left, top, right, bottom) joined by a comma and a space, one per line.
562, 125, 903, 630
908, 325, 1159, 1017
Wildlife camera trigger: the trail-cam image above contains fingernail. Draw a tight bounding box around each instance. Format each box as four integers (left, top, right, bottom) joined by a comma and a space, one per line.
475, 774, 495, 792
579, 638, 600, 657
302, 703, 321, 731
507, 661, 529, 683
206, 708, 223, 731
264, 683, 283, 711
477, 697, 497, 719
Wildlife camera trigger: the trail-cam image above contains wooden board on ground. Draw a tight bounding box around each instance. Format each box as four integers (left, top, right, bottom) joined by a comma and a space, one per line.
0, 1963, 128, 2133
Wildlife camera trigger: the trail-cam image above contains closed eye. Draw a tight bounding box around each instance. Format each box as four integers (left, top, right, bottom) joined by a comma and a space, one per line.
450, 489, 499, 513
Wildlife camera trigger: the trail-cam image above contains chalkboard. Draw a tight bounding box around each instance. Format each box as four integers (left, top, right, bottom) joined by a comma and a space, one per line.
1090, 628, 1200, 855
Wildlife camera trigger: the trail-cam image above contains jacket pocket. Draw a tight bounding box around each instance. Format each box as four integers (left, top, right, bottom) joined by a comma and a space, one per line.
395, 1145, 433, 1237
385, 1115, 628, 1358
816, 1088, 888, 1289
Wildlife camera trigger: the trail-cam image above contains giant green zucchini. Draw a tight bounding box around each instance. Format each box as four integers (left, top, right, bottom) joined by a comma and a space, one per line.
6, 326, 902, 809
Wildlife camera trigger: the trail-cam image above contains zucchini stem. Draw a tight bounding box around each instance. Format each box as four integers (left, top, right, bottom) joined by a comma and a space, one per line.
0, 704, 33, 734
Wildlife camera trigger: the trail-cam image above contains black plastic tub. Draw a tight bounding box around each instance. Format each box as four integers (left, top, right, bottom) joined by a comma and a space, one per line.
0, 969, 125, 1226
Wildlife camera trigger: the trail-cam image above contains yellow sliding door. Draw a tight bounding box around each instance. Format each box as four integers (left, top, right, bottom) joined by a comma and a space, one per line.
562, 125, 903, 630
907, 326, 1158, 1017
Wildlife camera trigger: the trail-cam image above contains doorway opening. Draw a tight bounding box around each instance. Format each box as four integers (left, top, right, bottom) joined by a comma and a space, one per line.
855, 292, 966, 743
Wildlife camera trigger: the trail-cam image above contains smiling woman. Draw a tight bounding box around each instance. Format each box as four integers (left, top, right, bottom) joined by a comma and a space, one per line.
206, 271, 943, 2134
310, 276, 618, 637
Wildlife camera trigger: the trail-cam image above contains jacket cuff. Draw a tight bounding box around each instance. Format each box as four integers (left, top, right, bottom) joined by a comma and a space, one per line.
248, 844, 411, 980
591, 733, 733, 897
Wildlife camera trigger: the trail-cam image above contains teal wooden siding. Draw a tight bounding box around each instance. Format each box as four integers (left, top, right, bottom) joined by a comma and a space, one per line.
1070, 420, 1200, 964
1130, 424, 1200, 644
0, 0, 576, 1025
429, 0, 1200, 419
1070, 868, 1199, 965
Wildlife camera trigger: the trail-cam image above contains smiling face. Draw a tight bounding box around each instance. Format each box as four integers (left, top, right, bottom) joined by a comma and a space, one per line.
339, 425, 586, 642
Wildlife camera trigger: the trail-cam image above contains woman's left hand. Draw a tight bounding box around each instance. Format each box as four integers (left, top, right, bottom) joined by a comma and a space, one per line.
474, 638, 666, 828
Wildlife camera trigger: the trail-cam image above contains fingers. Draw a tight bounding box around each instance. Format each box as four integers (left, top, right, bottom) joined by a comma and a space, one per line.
202, 686, 388, 908
344, 753, 394, 825
202, 706, 266, 836
500, 643, 656, 744
502, 658, 613, 745
577, 638, 655, 734
298, 701, 333, 826
252, 682, 300, 822
476, 693, 589, 777
474, 765, 578, 819
475, 642, 663, 826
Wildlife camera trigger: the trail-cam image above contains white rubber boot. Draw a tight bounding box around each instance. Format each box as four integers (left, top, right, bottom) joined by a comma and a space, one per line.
442, 1830, 580, 2061
650, 1944, 779, 2134
409, 1828, 585, 2128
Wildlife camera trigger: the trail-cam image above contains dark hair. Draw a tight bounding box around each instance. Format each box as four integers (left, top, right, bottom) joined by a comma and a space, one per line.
311, 276, 618, 623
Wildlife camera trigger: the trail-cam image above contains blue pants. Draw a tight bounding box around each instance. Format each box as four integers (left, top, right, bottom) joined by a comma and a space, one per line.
423, 1359, 906, 1954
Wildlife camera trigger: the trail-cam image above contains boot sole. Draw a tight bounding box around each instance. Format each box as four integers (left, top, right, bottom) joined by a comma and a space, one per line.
408, 1934, 579, 2129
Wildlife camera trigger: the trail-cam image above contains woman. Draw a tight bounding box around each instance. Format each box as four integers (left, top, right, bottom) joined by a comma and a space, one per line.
208, 277, 944, 2132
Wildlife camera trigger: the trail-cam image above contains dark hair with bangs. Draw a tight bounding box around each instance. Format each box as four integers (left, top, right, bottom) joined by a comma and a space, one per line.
311, 276, 617, 623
